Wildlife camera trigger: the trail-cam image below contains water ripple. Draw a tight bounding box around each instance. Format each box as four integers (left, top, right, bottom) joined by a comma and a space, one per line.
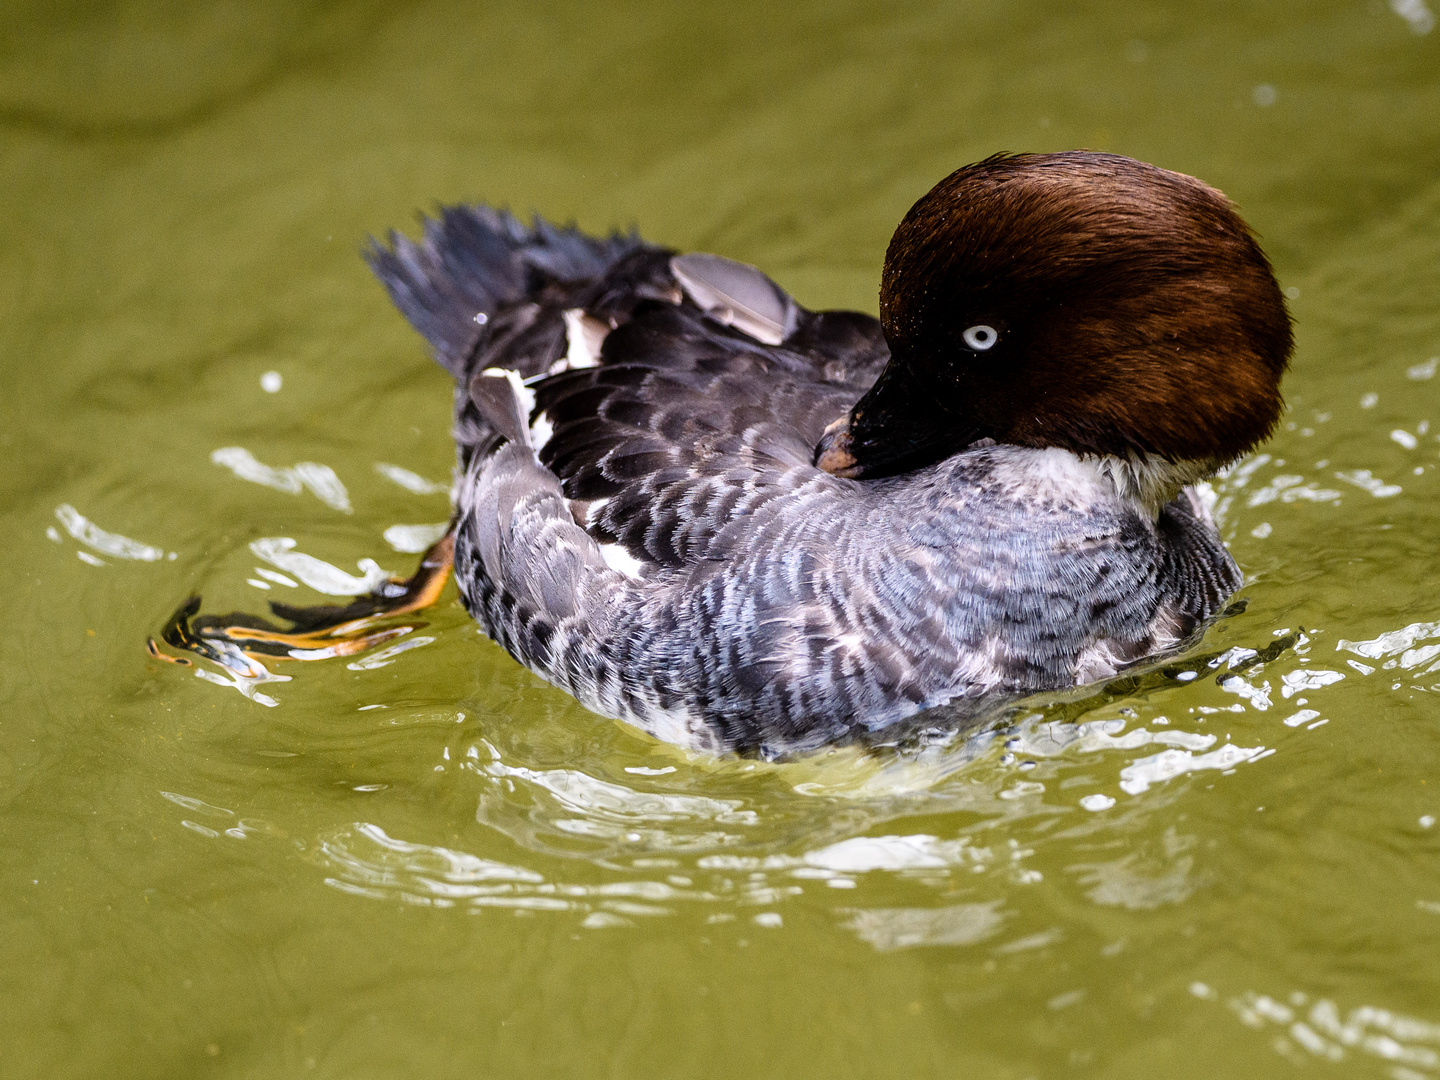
1193, 980, 1440, 1076
53, 503, 172, 562
211, 447, 352, 512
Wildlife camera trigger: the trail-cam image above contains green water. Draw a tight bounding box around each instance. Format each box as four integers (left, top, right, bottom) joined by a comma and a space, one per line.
4, 1, 1439, 1076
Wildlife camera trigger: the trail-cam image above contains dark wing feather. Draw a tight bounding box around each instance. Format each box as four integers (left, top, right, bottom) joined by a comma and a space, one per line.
370, 206, 891, 574
531, 302, 889, 567
365, 207, 669, 378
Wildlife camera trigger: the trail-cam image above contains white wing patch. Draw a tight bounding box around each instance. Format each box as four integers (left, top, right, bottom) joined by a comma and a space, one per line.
559, 309, 607, 371
598, 542, 646, 581
530, 411, 554, 453
584, 497, 611, 529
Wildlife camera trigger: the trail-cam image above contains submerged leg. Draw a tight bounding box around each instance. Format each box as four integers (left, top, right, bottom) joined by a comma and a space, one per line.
148, 533, 454, 673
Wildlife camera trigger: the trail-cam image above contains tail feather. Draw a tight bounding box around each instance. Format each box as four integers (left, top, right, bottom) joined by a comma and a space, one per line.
366, 206, 646, 376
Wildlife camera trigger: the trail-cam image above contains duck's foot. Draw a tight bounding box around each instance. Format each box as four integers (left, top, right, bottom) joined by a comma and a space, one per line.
147, 533, 454, 677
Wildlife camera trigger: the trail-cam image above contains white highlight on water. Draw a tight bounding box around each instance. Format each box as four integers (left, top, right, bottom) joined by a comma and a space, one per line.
374, 462, 450, 495
1204, 981, 1440, 1073
1391, 0, 1436, 34
211, 447, 301, 493
192, 662, 287, 707
211, 447, 352, 511
54, 504, 169, 561
1221, 675, 1273, 710
843, 902, 1005, 952
1118, 743, 1270, 795
1281, 669, 1344, 698
249, 537, 391, 595
1245, 474, 1340, 508
383, 523, 449, 553
347, 635, 435, 671
1334, 469, 1402, 498
292, 462, 351, 512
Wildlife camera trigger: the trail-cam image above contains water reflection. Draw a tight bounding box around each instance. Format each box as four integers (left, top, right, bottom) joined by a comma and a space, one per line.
319, 822, 711, 915
190, 645, 291, 707
1192, 980, 1440, 1076
249, 537, 392, 595
151, 469, 1386, 961
382, 522, 450, 553
469, 739, 762, 859
210, 446, 353, 511
159, 790, 267, 841
844, 902, 1005, 951
1338, 617, 1440, 693
1391, 0, 1437, 35
307, 676, 1304, 947
345, 635, 435, 671
10, 0, 1440, 1070
52, 503, 172, 562
1071, 826, 1200, 910
374, 462, 450, 496
156, 381, 1430, 979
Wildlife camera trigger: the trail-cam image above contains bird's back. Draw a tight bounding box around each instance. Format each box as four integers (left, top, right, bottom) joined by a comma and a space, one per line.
368, 209, 1240, 756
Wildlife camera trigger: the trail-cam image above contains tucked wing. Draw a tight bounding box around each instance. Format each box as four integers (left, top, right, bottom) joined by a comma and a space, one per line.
531, 300, 887, 568
367, 208, 891, 564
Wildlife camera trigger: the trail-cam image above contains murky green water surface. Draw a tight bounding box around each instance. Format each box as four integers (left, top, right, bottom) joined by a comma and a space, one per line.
3, 2, 1439, 1076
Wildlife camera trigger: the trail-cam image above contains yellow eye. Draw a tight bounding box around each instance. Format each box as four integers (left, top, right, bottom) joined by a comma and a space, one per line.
963, 325, 998, 351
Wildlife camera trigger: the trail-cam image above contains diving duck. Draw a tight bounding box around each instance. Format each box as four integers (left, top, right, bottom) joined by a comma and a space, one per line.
163, 152, 1291, 756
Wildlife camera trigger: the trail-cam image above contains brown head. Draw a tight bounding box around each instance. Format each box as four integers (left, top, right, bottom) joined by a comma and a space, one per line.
814, 152, 1292, 487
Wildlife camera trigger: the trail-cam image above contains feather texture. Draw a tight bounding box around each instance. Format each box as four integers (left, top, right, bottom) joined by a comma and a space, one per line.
368, 203, 1244, 756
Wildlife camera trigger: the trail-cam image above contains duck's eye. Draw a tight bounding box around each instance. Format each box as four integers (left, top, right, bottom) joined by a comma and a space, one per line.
962, 325, 999, 351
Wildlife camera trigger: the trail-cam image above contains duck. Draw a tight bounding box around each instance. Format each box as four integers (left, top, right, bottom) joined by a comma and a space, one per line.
159, 152, 1291, 757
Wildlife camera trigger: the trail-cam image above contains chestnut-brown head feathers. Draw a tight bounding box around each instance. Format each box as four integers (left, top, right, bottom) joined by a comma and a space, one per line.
819, 152, 1291, 482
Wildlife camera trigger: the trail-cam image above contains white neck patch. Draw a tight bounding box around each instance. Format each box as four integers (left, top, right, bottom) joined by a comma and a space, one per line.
980, 445, 1219, 520
1093, 453, 1219, 520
